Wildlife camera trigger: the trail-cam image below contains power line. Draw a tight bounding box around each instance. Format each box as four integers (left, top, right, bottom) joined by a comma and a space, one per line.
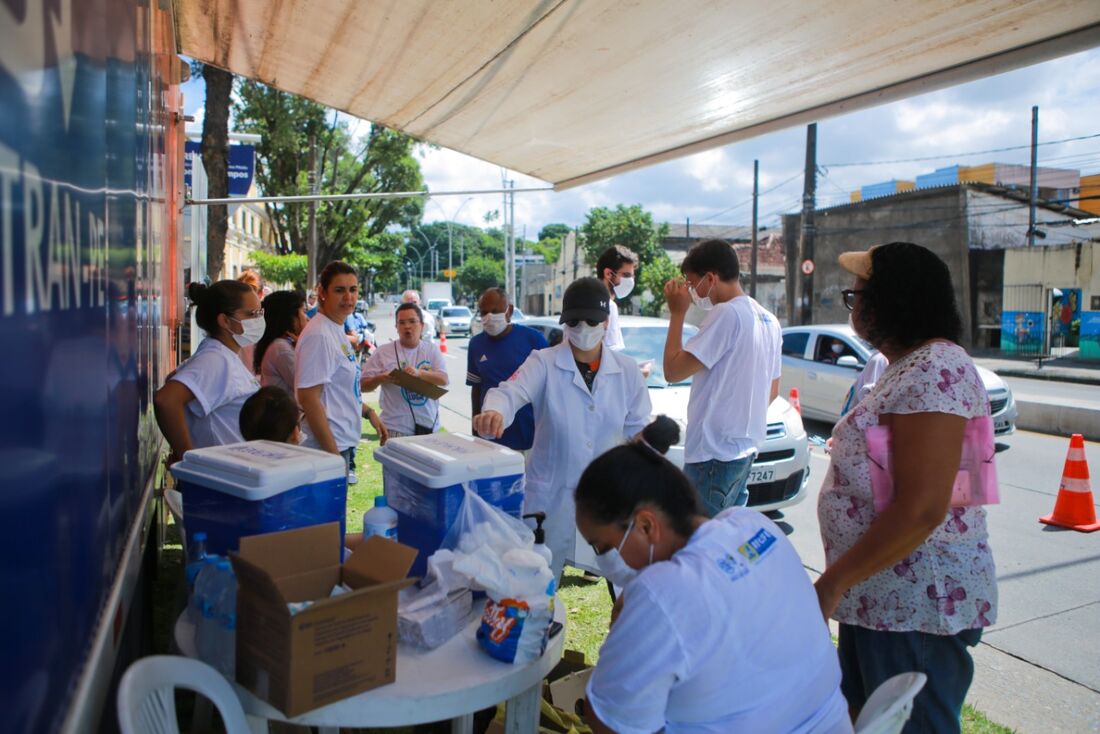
820, 133, 1100, 168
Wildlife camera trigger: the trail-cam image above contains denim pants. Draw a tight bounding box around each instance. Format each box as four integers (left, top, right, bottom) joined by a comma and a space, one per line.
838, 623, 982, 734
683, 455, 755, 517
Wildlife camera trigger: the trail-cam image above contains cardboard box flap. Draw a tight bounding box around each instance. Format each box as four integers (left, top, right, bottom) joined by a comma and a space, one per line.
343, 535, 417, 587
239, 522, 342, 577
230, 553, 289, 607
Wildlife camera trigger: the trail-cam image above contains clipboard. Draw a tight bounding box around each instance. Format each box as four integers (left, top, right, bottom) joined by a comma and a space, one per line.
388, 368, 448, 400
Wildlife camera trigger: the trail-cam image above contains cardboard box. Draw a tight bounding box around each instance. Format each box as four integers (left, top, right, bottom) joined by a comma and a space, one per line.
230, 522, 418, 717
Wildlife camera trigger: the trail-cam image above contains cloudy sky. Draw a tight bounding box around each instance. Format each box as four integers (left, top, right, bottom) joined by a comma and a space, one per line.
182, 46, 1100, 239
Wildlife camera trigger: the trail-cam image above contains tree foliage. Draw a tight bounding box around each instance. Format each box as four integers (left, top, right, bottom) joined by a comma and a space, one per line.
252, 252, 309, 290
233, 81, 424, 267
456, 256, 504, 299
579, 204, 669, 268
638, 252, 680, 317
344, 232, 407, 295
538, 223, 572, 243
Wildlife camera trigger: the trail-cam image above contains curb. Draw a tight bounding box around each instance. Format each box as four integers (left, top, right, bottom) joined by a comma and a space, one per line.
992, 368, 1100, 387
1014, 398, 1100, 442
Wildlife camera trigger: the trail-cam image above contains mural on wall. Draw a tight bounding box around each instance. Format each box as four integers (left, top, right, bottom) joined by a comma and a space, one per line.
1000, 311, 1045, 354
1079, 312, 1100, 360
1053, 288, 1082, 345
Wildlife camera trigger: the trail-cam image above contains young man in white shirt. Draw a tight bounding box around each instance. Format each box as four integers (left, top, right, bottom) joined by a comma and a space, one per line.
662, 239, 782, 514
596, 245, 638, 352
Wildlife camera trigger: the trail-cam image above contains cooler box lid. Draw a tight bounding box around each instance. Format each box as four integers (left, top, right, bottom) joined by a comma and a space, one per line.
374, 433, 524, 488
170, 440, 347, 500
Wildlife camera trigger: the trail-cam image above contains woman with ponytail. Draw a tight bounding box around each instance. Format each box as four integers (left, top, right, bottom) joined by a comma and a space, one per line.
575, 418, 850, 734
153, 280, 262, 462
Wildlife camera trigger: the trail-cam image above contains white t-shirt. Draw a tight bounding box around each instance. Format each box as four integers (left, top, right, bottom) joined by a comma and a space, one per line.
169, 336, 259, 449
587, 509, 850, 734
683, 296, 781, 463
295, 313, 362, 452
260, 337, 296, 395
604, 297, 625, 351
363, 339, 448, 435
422, 310, 437, 340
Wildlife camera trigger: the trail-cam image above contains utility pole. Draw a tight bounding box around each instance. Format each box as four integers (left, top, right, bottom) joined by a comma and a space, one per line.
307, 135, 318, 289
1028, 105, 1039, 247
798, 123, 817, 326
504, 179, 517, 302
750, 159, 759, 298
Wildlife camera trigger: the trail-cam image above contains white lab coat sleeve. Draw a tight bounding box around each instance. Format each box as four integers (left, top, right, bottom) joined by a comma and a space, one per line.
623, 360, 653, 440
480, 351, 546, 429
585, 581, 687, 734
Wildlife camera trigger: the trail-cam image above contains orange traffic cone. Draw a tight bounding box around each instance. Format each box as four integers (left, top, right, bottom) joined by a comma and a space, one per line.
439, 327, 448, 354
1040, 434, 1100, 532
789, 387, 801, 415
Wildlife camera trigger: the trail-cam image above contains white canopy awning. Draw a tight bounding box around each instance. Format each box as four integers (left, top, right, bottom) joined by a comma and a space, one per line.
176, 0, 1100, 189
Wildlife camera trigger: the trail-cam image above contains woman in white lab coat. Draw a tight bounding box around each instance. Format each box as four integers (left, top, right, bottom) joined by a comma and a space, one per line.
474, 277, 652, 580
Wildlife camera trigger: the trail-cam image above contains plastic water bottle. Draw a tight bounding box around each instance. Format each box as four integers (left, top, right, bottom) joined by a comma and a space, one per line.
363, 496, 398, 541
190, 555, 219, 625
185, 532, 208, 589
194, 556, 222, 664
212, 559, 237, 678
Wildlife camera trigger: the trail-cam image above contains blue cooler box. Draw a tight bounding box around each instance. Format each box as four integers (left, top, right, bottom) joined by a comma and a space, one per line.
170, 441, 348, 556
373, 433, 525, 577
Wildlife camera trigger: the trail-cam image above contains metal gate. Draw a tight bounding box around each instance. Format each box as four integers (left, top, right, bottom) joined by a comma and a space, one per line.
1000, 284, 1049, 357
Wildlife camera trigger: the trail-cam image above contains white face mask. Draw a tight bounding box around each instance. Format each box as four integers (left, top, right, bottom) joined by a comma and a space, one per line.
481, 312, 509, 336
564, 322, 605, 351
689, 276, 715, 311
231, 315, 266, 347
613, 275, 635, 299
831, 343, 844, 354
594, 516, 652, 587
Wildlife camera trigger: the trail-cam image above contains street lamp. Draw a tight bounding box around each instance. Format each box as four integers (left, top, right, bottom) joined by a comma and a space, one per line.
428, 197, 475, 278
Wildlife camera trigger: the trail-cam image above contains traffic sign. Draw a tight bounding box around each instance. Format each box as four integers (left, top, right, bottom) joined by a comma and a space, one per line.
801, 259, 815, 275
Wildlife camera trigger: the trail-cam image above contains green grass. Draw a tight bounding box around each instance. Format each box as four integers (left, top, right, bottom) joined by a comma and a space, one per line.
962, 704, 1016, 734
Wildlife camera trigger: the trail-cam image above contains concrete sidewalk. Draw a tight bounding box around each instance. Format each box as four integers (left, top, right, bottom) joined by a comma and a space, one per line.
974, 355, 1100, 440
975, 354, 1100, 387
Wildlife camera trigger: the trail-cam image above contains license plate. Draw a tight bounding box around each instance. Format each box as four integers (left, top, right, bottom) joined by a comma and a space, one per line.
748, 469, 774, 484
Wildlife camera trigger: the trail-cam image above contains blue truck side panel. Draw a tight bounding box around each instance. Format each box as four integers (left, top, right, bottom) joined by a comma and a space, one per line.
0, 1, 181, 731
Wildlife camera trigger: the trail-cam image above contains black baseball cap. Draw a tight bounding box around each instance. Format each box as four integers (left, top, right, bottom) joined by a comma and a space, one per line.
559, 277, 610, 324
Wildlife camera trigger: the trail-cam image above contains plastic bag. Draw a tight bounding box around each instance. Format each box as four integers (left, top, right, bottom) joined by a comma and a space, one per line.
866, 415, 1000, 514
431, 489, 556, 663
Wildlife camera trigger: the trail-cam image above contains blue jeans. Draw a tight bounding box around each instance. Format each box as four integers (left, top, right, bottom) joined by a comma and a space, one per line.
838, 623, 982, 734
683, 455, 755, 517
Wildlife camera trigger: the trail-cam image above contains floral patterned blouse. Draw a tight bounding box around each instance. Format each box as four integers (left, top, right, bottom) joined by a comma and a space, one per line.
818, 340, 998, 635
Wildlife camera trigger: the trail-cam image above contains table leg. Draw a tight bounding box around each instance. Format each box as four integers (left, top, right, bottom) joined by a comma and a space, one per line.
504, 683, 540, 734
450, 712, 474, 734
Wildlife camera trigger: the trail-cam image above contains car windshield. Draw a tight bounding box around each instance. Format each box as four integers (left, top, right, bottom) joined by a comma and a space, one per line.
620, 324, 699, 387
442, 307, 471, 318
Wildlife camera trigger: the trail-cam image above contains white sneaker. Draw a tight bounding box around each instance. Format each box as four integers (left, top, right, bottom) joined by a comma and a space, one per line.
348, 471, 358, 485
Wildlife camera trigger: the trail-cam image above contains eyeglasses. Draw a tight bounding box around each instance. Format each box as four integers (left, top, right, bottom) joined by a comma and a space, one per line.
234, 307, 265, 319
841, 290, 864, 311
565, 319, 601, 328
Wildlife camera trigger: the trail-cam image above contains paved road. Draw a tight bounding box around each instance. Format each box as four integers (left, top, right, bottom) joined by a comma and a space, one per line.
369, 308, 1100, 732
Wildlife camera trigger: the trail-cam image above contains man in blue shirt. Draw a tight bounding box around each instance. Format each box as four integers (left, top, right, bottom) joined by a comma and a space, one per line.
467, 287, 549, 451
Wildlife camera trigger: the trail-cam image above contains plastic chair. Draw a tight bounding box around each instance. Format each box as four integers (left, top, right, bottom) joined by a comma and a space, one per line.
117, 655, 251, 734
854, 672, 928, 734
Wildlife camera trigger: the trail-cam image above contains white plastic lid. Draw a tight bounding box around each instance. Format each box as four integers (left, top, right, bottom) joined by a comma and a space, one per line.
373, 433, 525, 488
170, 440, 347, 500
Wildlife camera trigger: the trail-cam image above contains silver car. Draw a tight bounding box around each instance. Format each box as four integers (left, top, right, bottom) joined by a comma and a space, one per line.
523, 315, 812, 513
779, 324, 1018, 435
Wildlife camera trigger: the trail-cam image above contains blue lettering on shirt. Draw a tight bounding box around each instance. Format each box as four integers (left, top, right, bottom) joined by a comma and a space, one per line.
737, 528, 776, 562
716, 552, 749, 582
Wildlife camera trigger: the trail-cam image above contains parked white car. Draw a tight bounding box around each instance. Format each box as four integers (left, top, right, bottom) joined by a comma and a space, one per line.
779, 324, 1018, 435
523, 316, 812, 513
439, 305, 473, 337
